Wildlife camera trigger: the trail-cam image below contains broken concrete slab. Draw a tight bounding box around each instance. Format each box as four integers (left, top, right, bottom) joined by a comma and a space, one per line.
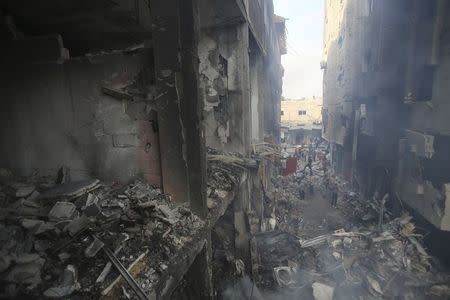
82, 194, 103, 217
157, 204, 179, 223
39, 179, 100, 200
15, 186, 35, 198
96, 262, 113, 283
48, 202, 77, 221
21, 219, 44, 230
63, 215, 91, 236
312, 282, 334, 300
43, 265, 80, 298
85, 237, 105, 258
26, 190, 40, 201
5, 257, 45, 287
4, 182, 35, 198
430, 284, 450, 297
21, 219, 55, 235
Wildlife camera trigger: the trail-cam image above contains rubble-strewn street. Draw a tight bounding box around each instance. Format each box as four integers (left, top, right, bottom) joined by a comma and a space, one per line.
249, 151, 450, 300
3, 0, 450, 299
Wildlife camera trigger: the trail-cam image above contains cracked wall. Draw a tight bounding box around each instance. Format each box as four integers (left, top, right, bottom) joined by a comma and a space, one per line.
199, 25, 250, 153
0, 49, 161, 184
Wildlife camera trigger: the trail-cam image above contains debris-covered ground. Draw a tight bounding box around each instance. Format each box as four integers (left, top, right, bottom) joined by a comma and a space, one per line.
0, 148, 253, 300
0, 169, 204, 299
251, 147, 450, 300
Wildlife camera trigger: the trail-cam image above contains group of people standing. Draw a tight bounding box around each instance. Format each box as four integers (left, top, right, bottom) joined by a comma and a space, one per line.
282, 139, 339, 209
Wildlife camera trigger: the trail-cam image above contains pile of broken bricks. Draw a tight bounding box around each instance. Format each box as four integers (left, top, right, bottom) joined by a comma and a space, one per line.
0, 169, 204, 299
255, 164, 450, 300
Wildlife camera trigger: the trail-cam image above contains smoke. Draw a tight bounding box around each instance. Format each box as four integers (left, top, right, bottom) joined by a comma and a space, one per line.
221, 275, 314, 300
221, 276, 264, 300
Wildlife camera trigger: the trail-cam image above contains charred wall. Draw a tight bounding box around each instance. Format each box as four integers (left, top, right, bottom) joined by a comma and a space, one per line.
324, 0, 450, 231
395, 0, 450, 231
0, 41, 161, 185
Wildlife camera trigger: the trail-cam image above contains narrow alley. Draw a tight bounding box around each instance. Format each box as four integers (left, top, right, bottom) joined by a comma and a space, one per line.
1, 0, 450, 299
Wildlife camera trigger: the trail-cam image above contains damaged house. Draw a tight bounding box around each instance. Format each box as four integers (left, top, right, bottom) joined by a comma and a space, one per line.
322, 0, 450, 233
0, 0, 285, 298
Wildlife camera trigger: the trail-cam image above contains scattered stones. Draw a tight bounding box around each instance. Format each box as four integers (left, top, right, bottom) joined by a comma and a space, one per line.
0, 174, 205, 298
63, 215, 91, 236
43, 265, 80, 298
312, 282, 334, 300
82, 194, 102, 217
39, 179, 100, 200
48, 202, 77, 221
84, 237, 104, 258
5, 257, 45, 287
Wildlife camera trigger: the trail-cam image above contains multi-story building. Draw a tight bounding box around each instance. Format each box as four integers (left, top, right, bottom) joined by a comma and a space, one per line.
0, 0, 286, 297
280, 98, 323, 145
323, 0, 450, 231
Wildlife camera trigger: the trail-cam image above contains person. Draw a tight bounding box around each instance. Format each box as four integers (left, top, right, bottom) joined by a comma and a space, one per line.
309, 182, 314, 195
307, 156, 313, 175
330, 181, 338, 208
299, 189, 305, 200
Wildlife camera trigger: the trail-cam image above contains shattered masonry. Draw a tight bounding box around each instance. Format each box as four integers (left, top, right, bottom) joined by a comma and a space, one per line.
0, 0, 286, 298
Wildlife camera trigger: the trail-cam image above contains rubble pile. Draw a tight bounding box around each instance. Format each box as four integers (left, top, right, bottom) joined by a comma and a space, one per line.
206, 148, 248, 211
207, 148, 247, 294
255, 158, 450, 299
271, 175, 309, 235
294, 215, 450, 299
0, 169, 204, 299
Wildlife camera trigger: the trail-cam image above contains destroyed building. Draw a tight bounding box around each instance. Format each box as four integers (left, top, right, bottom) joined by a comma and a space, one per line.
322, 0, 450, 233
0, 0, 286, 298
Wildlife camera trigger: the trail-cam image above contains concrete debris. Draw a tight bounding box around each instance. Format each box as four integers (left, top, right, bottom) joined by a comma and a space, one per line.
5, 256, 45, 287
251, 140, 450, 299
63, 215, 91, 236
312, 282, 334, 300
84, 236, 105, 258
82, 193, 103, 217
48, 202, 77, 221
43, 265, 80, 298
39, 179, 100, 199
0, 171, 204, 298
273, 266, 297, 287
21, 218, 44, 230
366, 275, 383, 295
430, 284, 450, 297
96, 262, 113, 283
5, 182, 35, 198
207, 154, 257, 169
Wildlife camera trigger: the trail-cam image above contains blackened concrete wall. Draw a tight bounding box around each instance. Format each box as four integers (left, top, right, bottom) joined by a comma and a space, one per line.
0, 50, 162, 184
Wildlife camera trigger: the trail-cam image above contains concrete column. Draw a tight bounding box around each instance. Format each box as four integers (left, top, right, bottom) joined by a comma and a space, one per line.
185, 233, 214, 299
150, 0, 190, 204
227, 23, 251, 155
180, 0, 208, 218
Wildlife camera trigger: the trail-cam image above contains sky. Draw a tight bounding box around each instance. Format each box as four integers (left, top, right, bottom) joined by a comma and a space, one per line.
274, 0, 324, 99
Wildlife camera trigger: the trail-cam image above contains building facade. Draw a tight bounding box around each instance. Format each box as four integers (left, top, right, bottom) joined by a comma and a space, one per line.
323, 0, 450, 231
280, 98, 323, 145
